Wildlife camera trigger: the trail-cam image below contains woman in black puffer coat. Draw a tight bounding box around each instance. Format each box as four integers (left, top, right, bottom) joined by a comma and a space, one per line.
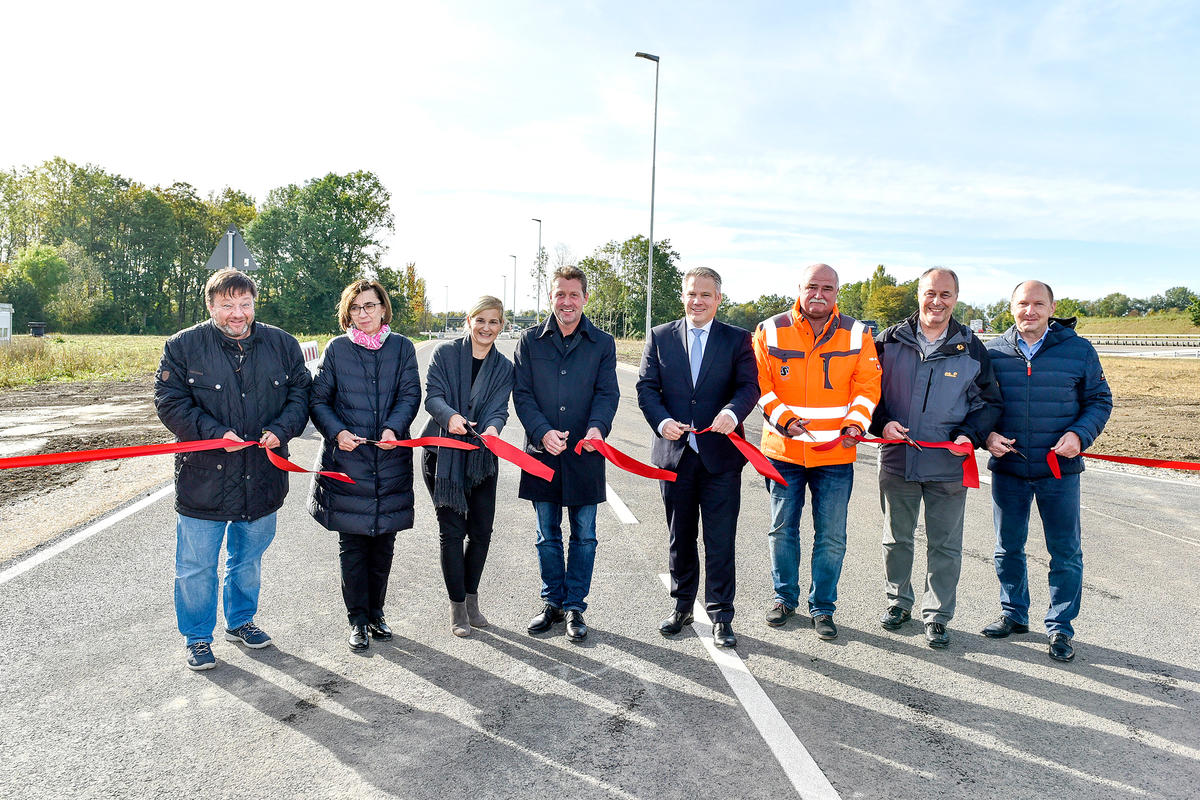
308, 279, 421, 652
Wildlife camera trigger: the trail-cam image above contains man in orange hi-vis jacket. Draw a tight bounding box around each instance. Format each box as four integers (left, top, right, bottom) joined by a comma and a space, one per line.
753, 263, 882, 642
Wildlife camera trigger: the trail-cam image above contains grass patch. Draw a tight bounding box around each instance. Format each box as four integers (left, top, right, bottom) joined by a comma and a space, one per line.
0, 334, 167, 388
1075, 313, 1198, 334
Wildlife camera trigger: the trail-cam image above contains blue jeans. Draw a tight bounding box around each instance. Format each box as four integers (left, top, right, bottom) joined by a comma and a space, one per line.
991, 471, 1083, 637
175, 513, 277, 645
533, 502, 598, 613
767, 460, 854, 616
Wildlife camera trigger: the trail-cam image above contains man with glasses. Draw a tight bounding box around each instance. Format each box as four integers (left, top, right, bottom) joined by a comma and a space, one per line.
155, 268, 312, 670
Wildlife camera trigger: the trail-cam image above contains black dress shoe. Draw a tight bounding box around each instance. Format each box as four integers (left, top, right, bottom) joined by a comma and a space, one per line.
981, 616, 1029, 638
812, 614, 838, 641
527, 604, 565, 634
348, 624, 370, 651
565, 610, 588, 642
1048, 633, 1075, 662
925, 622, 950, 649
659, 610, 694, 637
367, 618, 393, 640
712, 621, 737, 648
880, 606, 911, 630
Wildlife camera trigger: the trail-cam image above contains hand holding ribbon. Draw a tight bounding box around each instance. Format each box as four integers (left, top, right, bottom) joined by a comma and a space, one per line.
693, 427, 788, 486
815, 433, 980, 489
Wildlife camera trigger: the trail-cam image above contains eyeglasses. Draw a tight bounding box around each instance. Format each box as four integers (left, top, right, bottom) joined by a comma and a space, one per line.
349, 302, 381, 315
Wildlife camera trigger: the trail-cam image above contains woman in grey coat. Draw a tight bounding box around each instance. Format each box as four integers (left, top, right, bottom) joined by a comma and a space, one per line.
420, 295, 515, 636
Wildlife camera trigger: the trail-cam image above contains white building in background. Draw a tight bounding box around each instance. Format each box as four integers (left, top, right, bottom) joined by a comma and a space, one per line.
0, 303, 12, 342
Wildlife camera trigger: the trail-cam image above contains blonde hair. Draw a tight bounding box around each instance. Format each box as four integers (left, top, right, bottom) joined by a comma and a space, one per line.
463, 295, 506, 330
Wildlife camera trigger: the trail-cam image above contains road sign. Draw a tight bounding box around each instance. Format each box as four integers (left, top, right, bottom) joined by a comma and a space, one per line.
204, 224, 259, 271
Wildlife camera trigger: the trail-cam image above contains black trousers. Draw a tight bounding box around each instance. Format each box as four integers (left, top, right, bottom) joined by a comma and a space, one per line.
423, 450, 499, 603
338, 531, 397, 626
661, 447, 741, 623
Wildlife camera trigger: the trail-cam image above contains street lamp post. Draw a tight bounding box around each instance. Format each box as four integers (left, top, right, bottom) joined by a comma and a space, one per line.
509, 254, 517, 325
531, 218, 542, 322
635, 51, 659, 340
444, 285, 449, 332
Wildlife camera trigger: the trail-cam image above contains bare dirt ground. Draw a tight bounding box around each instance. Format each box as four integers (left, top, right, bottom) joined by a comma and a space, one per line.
2, 355, 1197, 565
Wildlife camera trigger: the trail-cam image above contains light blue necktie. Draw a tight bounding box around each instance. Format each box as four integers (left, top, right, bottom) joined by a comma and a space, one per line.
689, 328, 704, 451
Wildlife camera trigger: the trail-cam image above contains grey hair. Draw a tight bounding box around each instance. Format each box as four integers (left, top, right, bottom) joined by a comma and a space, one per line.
682, 267, 722, 292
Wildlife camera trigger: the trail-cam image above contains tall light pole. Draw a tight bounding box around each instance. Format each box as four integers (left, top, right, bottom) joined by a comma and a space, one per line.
509, 254, 518, 325
531, 218, 542, 322
635, 52, 660, 340
444, 284, 449, 332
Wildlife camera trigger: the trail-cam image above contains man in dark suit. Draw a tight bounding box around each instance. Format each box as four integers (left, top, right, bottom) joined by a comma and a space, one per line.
636, 267, 759, 648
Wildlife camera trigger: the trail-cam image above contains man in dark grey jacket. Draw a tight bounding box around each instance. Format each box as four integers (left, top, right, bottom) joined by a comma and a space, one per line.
870, 268, 1001, 648
513, 266, 619, 643
982, 280, 1111, 663
155, 268, 311, 671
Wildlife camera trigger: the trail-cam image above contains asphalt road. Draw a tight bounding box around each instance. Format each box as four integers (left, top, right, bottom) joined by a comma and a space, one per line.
2, 338, 1198, 799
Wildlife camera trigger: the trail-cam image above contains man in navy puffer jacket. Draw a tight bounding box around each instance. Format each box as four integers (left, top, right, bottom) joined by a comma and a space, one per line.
982, 280, 1112, 663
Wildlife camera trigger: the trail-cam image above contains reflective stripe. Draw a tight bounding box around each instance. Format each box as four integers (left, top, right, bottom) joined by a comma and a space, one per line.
787, 428, 841, 443
760, 391, 779, 407
783, 404, 849, 420
844, 409, 872, 430
849, 321, 864, 351
763, 317, 779, 349
768, 404, 788, 426
851, 394, 877, 413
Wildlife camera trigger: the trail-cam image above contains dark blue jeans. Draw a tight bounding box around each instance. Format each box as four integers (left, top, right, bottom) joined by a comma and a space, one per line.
533, 502, 598, 613
767, 460, 854, 616
991, 471, 1083, 637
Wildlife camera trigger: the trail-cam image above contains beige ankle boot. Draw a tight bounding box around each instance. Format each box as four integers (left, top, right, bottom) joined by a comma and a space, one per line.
464, 593, 489, 628
450, 600, 472, 637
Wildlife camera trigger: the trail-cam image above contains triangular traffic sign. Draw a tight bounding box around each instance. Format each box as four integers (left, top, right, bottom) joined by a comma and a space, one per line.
204, 224, 260, 271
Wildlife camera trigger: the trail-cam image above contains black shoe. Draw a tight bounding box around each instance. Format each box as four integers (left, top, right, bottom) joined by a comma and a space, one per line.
367, 617, 393, 640
812, 614, 838, 641
981, 616, 1029, 638
659, 609, 694, 637
565, 610, 588, 642
712, 621, 737, 648
925, 622, 950, 648
1048, 633, 1075, 662
880, 606, 912, 630
527, 604, 565, 634
765, 601, 796, 627
349, 624, 370, 651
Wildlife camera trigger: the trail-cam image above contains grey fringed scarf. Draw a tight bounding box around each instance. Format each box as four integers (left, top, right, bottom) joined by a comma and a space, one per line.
425, 337, 514, 514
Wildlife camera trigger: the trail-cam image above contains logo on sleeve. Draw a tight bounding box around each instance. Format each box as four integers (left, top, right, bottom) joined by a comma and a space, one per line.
944, 371, 958, 378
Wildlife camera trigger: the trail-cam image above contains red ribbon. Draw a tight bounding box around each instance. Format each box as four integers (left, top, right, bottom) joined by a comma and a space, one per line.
815, 434, 980, 489
693, 427, 788, 486
479, 434, 555, 482
0, 437, 358, 485
1047, 450, 1200, 478
574, 438, 677, 482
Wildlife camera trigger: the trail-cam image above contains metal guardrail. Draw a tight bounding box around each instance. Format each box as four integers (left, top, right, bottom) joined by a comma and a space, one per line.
976, 332, 1200, 347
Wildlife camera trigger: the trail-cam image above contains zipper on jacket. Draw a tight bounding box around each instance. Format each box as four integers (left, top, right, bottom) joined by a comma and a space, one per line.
921, 370, 933, 412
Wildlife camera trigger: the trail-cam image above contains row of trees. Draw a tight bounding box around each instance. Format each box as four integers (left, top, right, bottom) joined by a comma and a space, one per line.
0, 158, 430, 335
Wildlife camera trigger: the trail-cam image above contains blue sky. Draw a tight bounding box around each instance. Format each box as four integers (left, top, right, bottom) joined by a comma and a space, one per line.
2, 0, 1197, 311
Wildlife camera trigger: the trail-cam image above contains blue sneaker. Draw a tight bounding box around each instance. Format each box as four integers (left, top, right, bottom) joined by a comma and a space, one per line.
186, 642, 216, 671
224, 621, 273, 649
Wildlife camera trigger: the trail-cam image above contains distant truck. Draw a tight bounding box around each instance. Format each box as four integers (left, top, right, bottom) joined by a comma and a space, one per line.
860, 319, 880, 336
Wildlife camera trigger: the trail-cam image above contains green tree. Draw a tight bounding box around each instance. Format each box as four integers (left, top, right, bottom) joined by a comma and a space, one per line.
0, 263, 44, 328
578, 235, 683, 338
247, 171, 394, 333
865, 284, 915, 326
1163, 286, 1198, 311
46, 241, 104, 330
1094, 292, 1131, 317
1055, 297, 1084, 319
837, 280, 869, 319
13, 244, 68, 307
986, 299, 1014, 332
1189, 298, 1200, 327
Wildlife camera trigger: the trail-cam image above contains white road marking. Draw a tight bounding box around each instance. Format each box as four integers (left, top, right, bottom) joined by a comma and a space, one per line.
0, 483, 175, 586
1081, 504, 1200, 548
658, 574, 840, 800
606, 483, 639, 524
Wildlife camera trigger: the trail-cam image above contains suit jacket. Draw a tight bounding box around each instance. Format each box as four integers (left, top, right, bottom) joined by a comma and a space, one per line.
636, 318, 759, 473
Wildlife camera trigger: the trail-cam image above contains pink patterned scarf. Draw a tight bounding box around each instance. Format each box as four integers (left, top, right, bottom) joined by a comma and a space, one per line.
348, 324, 390, 350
